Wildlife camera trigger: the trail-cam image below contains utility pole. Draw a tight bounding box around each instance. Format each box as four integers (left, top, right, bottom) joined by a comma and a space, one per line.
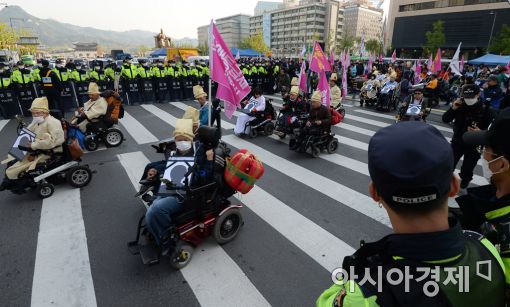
486, 11, 497, 54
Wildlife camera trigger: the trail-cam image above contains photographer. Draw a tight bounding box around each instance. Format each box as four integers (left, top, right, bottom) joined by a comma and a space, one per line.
442, 84, 495, 189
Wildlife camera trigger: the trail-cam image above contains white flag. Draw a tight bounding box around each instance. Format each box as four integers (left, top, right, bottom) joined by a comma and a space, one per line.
449, 42, 462, 76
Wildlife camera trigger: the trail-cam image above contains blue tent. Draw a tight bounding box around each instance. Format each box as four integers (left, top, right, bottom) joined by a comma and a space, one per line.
468, 54, 510, 66
150, 48, 167, 57
230, 48, 262, 57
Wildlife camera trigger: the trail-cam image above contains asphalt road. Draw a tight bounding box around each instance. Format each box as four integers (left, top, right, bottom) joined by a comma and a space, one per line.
0, 95, 486, 307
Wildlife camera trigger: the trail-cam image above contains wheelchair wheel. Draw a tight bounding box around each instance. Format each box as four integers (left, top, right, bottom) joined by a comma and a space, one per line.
66, 166, 92, 188
105, 128, 123, 147
263, 122, 275, 136
339, 108, 346, 117
37, 183, 55, 199
311, 146, 320, 158
214, 208, 243, 244
169, 243, 194, 270
249, 128, 257, 138
84, 138, 98, 151
327, 138, 339, 154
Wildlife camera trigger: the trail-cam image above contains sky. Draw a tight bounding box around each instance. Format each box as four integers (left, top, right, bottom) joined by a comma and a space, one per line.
6, 0, 265, 38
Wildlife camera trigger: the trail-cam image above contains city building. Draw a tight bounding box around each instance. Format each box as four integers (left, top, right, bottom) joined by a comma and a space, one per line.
197, 14, 250, 49
250, 0, 344, 58
342, 3, 383, 41
254, 1, 283, 15
73, 42, 98, 59
386, 0, 510, 55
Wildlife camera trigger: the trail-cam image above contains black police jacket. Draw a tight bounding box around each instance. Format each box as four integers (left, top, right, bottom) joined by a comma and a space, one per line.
39, 67, 63, 94
442, 101, 494, 141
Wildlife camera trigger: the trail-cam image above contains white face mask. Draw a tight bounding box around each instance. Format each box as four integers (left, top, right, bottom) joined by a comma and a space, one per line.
480, 155, 505, 181
31, 116, 45, 124
175, 140, 192, 152
464, 97, 478, 106
94, 66, 100, 70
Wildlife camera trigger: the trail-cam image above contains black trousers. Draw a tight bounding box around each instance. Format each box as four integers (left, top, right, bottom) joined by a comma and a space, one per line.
46, 92, 65, 118
451, 138, 480, 183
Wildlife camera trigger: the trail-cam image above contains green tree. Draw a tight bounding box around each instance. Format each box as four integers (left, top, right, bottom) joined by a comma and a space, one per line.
337, 36, 355, 53
489, 24, 510, 54
239, 32, 269, 53
423, 20, 445, 56
365, 39, 383, 55
198, 43, 209, 55
0, 22, 19, 50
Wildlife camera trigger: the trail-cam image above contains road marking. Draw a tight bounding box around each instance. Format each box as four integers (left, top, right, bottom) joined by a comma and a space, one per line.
0, 119, 9, 133
120, 111, 158, 144
338, 123, 375, 136
31, 188, 97, 307
169, 101, 236, 130
223, 135, 391, 227
353, 109, 453, 133
236, 186, 355, 271
117, 151, 271, 307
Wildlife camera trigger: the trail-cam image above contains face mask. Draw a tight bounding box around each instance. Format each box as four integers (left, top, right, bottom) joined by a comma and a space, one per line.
464, 97, 478, 106
76, 66, 82, 70
57, 64, 64, 68
126, 61, 132, 65
175, 140, 192, 152
18, 66, 24, 69
95, 66, 100, 70
481, 155, 505, 181
31, 116, 44, 124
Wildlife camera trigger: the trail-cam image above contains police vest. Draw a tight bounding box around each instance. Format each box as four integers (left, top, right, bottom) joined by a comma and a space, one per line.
90, 70, 105, 81
121, 65, 138, 79
138, 67, 152, 78
341, 231, 505, 307
0, 75, 11, 88
42, 70, 54, 87
151, 67, 165, 78
53, 68, 70, 82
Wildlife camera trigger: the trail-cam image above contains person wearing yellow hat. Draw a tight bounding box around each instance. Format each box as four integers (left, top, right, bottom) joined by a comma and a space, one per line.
182, 106, 200, 133
144, 118, 214, 253
72, 82, 108, 132
290, 77, 299, 87
193, 85, 212, 127
329, 73, 342, 109
0, 97, 65, 189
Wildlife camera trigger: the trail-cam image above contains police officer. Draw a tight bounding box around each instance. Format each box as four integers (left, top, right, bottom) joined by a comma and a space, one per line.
442, 84, 495, 189
120, 56, 139, 103
89, 60, 105, 82
104, 60, 116, 82
70, 62, 89, 83
137, 59, 154, 103
317, 121, 506, 307
31, 60, 41, 82
151, 59, 168, 103
456, 108, 510, 291
11, 60, 33, 88
53, 59, 71, 82
0, 62, 12, 89
39, 59, 64, 116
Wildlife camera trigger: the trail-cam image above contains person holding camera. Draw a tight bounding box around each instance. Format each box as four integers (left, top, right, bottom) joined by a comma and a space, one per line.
442, 84, 495, 189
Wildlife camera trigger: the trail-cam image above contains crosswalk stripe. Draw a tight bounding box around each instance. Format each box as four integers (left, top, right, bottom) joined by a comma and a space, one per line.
31, 188, 97, 307
338, 123, 375, 136
223, 135, 391, 227
236, 186, 355, 271
120, 111, 158, 144
117, 151, 271, 307
353, 109, 453, 133
140, 105, 390, 226
0, 119, 9, 133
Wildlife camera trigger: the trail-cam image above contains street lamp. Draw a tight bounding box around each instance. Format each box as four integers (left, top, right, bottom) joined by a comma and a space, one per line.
487, 11, 497, 54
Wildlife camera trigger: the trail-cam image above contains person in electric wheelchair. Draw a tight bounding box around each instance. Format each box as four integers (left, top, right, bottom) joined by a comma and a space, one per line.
71, 82, 108, 133
290, 91, 338, 157
396, 88, 431, 122
275, 85, 309, 138
143, 119, 216, 252
0, 97, 65, 191
234, 87, 271, 137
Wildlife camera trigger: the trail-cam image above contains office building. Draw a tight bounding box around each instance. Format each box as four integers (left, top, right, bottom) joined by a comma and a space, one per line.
197, 14, 250, 49
342, 3, 383, 41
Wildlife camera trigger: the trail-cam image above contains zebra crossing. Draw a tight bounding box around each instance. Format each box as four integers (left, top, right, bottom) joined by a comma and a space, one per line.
0, 97, 486, 307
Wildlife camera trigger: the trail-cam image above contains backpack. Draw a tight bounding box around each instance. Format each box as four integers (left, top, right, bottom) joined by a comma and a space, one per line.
101, 90, 124, 124
264, 99, 276, 120
330, 108, 343, 125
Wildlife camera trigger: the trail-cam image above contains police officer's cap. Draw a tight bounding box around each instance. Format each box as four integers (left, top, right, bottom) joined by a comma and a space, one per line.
41, 59, 49, 67
463, 108, 510, 158
368, 122, 454, 208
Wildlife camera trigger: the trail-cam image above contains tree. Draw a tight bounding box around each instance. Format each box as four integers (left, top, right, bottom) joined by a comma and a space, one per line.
136, 45, 151, 57
365, 39, 383, 55
0, 22, 19, 50
239, 32, 269, 53
423, 20, 445, 56
489, 24, 510, 54
198, 43, 209, 56
337, 36, 355, 52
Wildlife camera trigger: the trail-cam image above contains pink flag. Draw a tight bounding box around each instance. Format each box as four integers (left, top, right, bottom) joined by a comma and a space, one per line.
310, 41, 331, 73
341, 66, 348, 97
391, 49, 396, 63
378, 54, 383, 63
339, 50, 345, 68
414, 59, 422, 84
433, 48, 442, 73
460, 55, 465, 72
298, 61, 307, 93
344, 51, 351, 69
209, 21, 251, 119
368, 54, 374, 72
329, 48, 335, 68
427, 54, 433, 71
317, 70, 330, 107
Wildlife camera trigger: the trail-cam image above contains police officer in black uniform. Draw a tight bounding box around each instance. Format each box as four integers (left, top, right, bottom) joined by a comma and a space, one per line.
317, 122, 506, 307
442, 84, 495, 189
39, 59, 64, 117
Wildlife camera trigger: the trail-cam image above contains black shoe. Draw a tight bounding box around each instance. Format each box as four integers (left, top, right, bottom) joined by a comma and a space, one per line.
460, 179, 470, 189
